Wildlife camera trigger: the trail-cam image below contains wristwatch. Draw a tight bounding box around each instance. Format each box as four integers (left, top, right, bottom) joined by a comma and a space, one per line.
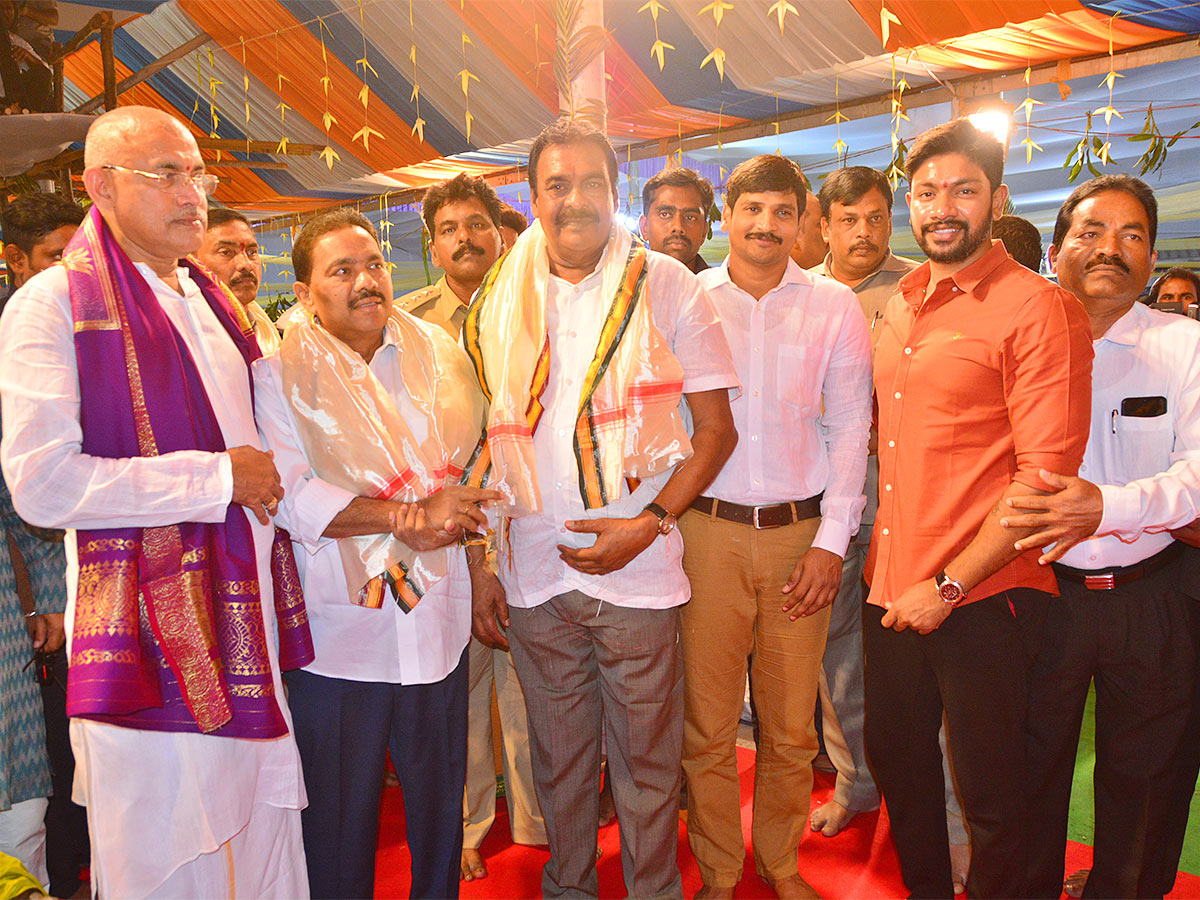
643, 501, 678, 536
936, 570, 967, 607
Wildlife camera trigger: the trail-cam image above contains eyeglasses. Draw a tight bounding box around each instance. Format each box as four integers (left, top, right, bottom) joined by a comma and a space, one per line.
102, 165, 220, 197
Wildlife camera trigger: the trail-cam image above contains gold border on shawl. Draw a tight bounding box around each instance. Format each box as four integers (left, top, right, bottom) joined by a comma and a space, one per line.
69, 219, 121, 332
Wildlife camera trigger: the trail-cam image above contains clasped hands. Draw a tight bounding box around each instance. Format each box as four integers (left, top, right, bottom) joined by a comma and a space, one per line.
390, 485, 503, 551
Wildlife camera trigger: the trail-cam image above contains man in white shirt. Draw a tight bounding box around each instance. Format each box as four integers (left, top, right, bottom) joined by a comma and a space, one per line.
0, 106, 308, 899
1001, 174, 1200, 899
467, 117, 739, 899
685, 155, 871, 899
253, 207, 500, 900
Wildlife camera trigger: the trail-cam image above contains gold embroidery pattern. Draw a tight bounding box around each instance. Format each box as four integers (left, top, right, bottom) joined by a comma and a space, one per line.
218, 598, 270, 677
71, 220, 121, 332
73, 560, 138, 638
221, 580, 260, 596
277, 608, 310, 631
180, 546, 209, 566
229, 682, 274, 699
79, 538, 137, 553
70, 648, 138, 666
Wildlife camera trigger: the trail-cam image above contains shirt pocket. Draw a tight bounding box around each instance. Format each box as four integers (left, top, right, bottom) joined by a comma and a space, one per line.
776, 345, 820, 412
1113, 412, 1173, 476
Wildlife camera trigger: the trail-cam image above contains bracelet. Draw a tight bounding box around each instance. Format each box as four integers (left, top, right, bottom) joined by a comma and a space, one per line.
461, 532, 487, 548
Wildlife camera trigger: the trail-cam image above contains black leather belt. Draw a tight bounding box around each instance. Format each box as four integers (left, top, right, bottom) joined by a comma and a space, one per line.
1052, 542, 1181, 591
690, 493, 823, 529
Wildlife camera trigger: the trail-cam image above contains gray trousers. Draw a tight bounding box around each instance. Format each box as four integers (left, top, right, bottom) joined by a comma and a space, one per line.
508, 591, 684, 900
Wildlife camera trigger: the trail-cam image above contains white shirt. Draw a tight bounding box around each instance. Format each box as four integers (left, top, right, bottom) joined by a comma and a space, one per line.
698, 260, 872, 557
502, 250, 739, 610
0, 263, 304, 897
253, 327, 472, 686
1057, 302, 1200, 569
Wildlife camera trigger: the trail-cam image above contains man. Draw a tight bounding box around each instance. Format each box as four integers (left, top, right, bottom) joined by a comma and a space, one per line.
196, 206, 279, 352
685, 155, 871, 899
401, 172, 504, 336
788, 188, 827, 270
254, 207, 500, 900
1, 192, 84, 304
804, 165, 918, 839
1148, 266, 1199, 311
864, 118, 1093, 899
1002, 174, 1200, 899
0, 191, 88, 899
466, 117, 739, 899
639, 166, 714, 273
0, 106, 314, 898
991, 214, 1044, 273
404, 173, 547, 884
498, 202, 528, 251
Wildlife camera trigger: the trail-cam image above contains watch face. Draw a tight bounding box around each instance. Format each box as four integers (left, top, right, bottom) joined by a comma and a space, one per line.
660, 514, 678, 535
938, 581, 962, 604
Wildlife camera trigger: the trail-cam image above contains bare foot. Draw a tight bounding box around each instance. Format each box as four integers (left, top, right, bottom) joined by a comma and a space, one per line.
460, 847, 487, 882
1064, 868, 1090, 899
768, 873, 821, 899
695, 886, 735, 899
809, 800, 855, 837
949, 841, 970, 895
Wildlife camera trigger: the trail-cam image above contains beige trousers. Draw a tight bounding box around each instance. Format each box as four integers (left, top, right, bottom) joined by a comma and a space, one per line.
462, 635, 546, 849
680, 509, 831, 887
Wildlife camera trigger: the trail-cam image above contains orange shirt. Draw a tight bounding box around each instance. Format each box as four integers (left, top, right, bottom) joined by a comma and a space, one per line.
865, 241, 1093, 608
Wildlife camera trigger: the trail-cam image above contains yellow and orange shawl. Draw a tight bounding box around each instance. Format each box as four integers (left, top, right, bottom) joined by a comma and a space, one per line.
279, 308, 486, 610
463, 222, 691, 515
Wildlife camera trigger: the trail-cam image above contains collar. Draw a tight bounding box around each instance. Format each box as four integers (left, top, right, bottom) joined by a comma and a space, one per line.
434, 276, 472, 318
1097, 301, 1145, 348
713, 255, 812, 295
814, 250, 912, 284
898, 239, 1009, 307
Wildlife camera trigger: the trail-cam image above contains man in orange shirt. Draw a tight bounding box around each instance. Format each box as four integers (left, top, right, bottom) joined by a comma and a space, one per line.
864, 119, 1093, 898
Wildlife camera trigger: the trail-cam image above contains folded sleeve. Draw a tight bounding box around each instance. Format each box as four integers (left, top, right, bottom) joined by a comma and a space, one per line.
1002, 287, 1094, 492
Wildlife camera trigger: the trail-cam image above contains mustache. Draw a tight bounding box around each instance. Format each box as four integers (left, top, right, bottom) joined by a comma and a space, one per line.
921, 219, 968, 235
452, 241, 485, 262
556, 209, 599, 228
350, 290, 387, 308
745, 231, 782, 244
849, 240, 878, 253
230, 271, 258, 285
1086, 252, 1130, 274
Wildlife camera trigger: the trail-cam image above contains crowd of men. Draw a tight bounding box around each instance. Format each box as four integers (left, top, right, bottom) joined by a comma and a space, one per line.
0, 103, 1197, 900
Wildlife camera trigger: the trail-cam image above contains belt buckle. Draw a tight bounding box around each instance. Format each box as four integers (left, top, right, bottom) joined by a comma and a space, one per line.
752, 506, 766, 529
1083, 572, 1116, 590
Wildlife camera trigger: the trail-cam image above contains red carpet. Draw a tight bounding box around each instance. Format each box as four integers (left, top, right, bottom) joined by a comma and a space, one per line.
374, 747, 1200, 899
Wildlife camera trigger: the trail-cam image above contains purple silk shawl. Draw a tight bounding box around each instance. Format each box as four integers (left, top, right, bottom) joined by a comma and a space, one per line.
63, 207, 313, 737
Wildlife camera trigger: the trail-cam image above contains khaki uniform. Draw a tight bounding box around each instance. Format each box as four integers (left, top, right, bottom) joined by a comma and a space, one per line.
398, 277, 469, 340
404, 274, 547, 851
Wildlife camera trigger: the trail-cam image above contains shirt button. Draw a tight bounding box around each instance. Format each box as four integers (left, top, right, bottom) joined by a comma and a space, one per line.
1080, 464, 1088, 472
888, 440, 895, 448
754, 479, 761, 485
893, 391, 901, 400
558, 428, 567, 437
753, 346, 761, 353
885, 484, 893, 491
904, 347, 912, 355
882, 528, 890, 536
750, 435, 759, 441
753, 391, 759, 397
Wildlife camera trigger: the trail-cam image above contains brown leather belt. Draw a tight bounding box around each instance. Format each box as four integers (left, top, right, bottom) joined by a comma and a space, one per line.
690, 493, 823, 529
1052, 542, 1181, 591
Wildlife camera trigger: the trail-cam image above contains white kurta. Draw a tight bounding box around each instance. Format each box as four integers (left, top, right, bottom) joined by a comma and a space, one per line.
0, 263, 306, 898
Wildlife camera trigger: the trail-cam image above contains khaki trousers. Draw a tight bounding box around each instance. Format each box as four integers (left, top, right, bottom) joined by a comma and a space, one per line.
680, 508, 831, 888
463, 636, 546, 849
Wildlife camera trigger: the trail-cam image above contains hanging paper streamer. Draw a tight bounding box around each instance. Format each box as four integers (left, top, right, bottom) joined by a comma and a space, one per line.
352, 0, 384, 152
640, 1, 674, 72
316, 18, 340, 169
460, 31, 479, 143
409, 0, 425, 143
273, 32, 291, 154
699, 1, 733, 82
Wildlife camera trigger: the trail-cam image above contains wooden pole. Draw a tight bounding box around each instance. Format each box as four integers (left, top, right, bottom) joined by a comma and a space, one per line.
73, 33, 211, 115
100, 21, 117, 111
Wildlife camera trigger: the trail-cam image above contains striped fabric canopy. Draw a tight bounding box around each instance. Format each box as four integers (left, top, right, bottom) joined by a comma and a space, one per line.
52, 0, 1200, 213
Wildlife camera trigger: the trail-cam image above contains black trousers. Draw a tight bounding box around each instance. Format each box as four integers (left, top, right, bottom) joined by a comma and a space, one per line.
1025, 554, 1197, 900
864, 589, 1048, 899
284, 648, 469, 900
